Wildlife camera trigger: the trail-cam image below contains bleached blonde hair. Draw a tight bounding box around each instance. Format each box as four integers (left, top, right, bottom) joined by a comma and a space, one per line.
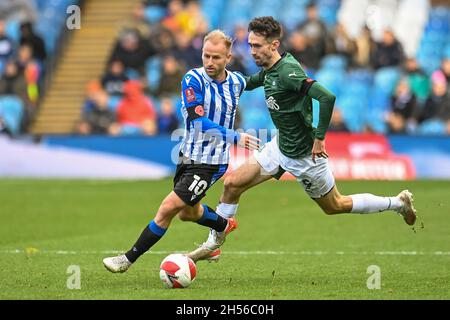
203, 29, 233, 52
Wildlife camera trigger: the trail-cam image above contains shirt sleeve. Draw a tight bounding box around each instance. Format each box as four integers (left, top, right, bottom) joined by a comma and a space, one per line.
307, 82, 336, 140
244, 70, 265, 91
181, 72, 204, 108
279, 64, 310, 93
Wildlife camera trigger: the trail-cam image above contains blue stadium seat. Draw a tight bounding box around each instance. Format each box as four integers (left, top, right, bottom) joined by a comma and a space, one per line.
126, 68, 141, 80
444, 43, 450, 58
145, 5, 166, 24
0, 59, 5, 76
320, 55, 348, 70
0, 96, 24, 135
107, 95, 122, 112
120, 125, 144, 136
315, 69, 344, 98
335, 96, 365, 132
364, 108, 387, 134
418, 119, 447, 135
369, 88, 391, 112
373, 67, 400, 95
5, 20, 20, 43
146, 57, 162, 90
346, 69, 374, 85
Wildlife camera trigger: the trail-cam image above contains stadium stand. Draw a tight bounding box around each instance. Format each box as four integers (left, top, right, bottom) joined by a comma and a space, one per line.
0, 0, 449, 137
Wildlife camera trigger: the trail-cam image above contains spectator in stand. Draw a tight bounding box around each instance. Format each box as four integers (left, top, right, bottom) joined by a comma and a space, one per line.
101, 60, 129, 96
181, 0, 208, 38
161, 0, 185, 34
16, 44, 40, 105
386, 79, 418, 133
76, 90, 119, 135
157, 96, 179, 134
372, 30, 405, 70
232, 24, 258, 74
286, 30, 319, 71
0, 1, 37, 23
0, 60, 27, 102
330, 23, 356, 63
328, 108, 349, 132
155, 54, 184, 96
353, 26, 376, 68
19, 22, 46, 62
418, 71, 450, 125
110, 28, 155, 76
153, 26, 177, 56
227, 55, 246, 74
296, 2, 328, 66
403, 57, 430, 104
0, 19, 15, 61
117, 80, 157, 135
437, 58, 450, 93
173, 32, 202, 70
120, 1, 152, 38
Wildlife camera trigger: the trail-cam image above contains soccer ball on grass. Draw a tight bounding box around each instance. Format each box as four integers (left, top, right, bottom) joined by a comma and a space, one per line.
159, 253, 197, 288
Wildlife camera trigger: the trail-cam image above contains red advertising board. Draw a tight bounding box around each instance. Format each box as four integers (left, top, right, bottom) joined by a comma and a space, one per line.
229, 133, 416, 180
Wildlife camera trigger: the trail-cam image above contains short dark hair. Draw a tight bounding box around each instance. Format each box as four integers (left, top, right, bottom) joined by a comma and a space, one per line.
248, 16, 282, 41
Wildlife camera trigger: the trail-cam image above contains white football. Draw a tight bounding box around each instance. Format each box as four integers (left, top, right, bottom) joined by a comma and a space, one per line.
159, 253, 197, 288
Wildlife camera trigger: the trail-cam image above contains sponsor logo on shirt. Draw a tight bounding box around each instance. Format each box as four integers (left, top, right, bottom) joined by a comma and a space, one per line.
266, 96, 280, 111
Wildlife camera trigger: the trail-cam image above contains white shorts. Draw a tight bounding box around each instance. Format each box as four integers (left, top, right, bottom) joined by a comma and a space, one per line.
254, 137, 335, 198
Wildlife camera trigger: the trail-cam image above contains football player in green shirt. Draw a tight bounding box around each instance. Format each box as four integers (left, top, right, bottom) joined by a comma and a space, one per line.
188, 16, 417, 262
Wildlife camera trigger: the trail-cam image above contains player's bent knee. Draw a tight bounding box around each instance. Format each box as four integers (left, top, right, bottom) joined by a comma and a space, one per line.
223, 175, 243, 195
160, 198, 184, 217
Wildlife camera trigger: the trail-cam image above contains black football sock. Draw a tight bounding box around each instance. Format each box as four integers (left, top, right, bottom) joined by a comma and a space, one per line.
196, 204, 228, 232
125, 220, 167, 263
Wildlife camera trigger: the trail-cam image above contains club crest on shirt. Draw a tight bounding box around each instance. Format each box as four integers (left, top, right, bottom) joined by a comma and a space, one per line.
185, 87, 196, 103
232, 83, 240, 98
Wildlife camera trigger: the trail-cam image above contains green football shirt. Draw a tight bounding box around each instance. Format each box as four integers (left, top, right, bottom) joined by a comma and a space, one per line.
245, 52, 335, 158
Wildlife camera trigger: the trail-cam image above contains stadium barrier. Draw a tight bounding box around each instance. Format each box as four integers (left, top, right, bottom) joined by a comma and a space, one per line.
1, 134, 449, 179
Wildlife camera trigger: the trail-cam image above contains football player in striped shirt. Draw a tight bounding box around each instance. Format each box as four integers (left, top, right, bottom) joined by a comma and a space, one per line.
103, 30, 259, 273
188, 16, 417, 263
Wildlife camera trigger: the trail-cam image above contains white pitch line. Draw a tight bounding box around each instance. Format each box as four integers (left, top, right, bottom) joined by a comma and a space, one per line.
1, 250, 450, 256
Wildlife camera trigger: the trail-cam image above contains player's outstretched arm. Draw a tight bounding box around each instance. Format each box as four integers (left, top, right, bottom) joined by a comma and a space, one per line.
307, 82, 336, 162
187, 105, 260, 151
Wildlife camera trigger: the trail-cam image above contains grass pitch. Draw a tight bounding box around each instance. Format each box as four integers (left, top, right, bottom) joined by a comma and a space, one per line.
0, 179, 449, 300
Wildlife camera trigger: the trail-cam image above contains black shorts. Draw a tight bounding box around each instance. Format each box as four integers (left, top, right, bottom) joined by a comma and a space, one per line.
173, 154, 228, 206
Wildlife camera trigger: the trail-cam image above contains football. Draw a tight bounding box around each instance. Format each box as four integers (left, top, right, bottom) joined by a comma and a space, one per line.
159, 253, 197, 288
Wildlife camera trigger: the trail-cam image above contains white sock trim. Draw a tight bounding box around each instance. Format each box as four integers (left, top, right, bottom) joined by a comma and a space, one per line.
350, 194, 401, 214
216, 203, 238, 218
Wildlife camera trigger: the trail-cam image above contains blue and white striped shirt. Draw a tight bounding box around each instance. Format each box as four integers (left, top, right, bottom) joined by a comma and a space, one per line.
180, 67, 246, 165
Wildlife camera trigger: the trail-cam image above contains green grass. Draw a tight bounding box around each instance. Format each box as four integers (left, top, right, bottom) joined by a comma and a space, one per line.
0, 179, 449, 299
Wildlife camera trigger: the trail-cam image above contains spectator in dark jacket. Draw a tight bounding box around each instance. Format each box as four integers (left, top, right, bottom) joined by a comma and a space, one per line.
101, 60, 129, 96
372, 30, 405, 69
157, 96, 179, 134
419, 72, 450, 123
19, 22, 46, 62
76, 91, 118, 135
296, 2, 328, 65
0, 60, 27, 101
156, 54, 184, 96
110, 29, 155, 75
387, 79, 418, 133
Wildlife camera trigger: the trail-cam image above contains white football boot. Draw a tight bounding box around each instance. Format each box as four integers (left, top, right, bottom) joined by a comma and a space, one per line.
103, 254, 132, 273
187, 218, 237, 262
395, 190, 417, 226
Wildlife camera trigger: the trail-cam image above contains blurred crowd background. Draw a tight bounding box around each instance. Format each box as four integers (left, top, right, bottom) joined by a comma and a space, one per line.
0, 0, 449, 138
